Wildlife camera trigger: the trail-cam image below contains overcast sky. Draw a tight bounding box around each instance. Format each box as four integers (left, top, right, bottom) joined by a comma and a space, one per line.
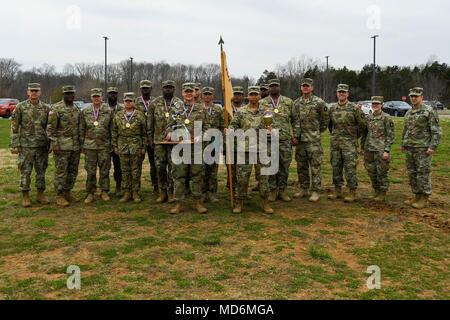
2, 0, 449, 78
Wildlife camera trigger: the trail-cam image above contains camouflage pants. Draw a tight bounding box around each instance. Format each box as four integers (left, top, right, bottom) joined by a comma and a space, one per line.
172, 152, 204, 201
18, 147, 48, 192
364, 150, 390, 191
269, 140, 292, 192
54, 150, 80, 193
111, 151, 122, 186
203, 148, 219, 194
84, 149, 111, 193
155, 144, 173, 191
121, 153, 142, 192
225, 147, 237, 192
330, 147, 358, 190
236, 152, 269, 200
141, 145, 158, 188
295, 142, 323, 192
405, 147, 433, 195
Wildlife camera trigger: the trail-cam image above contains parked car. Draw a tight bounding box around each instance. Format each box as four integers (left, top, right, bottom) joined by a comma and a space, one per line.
423, 100, 445, 110
382, 101, 412, 117
0, 98, 19, 118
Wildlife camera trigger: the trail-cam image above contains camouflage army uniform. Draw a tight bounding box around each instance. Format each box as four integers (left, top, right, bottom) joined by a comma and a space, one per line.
225, 103, 243, 193
112, 109, 148, 193
148, 96, 183, 193
292, 95, 329, 192
80, 103, 114, 194
259, 95, 298, 194
47, 100, 82, 194
109, 102, 124, 189
229, 104, 270, 200
361, 111, 395, 192
402, 103, 442, 196
10, 99, 49, 192
135, 95, 157, 189
328, 101, 366, 190
165, 102, 210, 201
203, 102, 225, 194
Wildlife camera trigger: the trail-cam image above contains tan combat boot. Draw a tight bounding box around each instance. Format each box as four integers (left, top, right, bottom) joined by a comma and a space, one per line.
328, 187, 343, 200
156, 189, 168, 203
132, 191, 141, 203
36, 189, 49, 205
115, 183, 122, 197
101, 191, 110, 201
170, 201, 183, 214
261, 196, 274, 214
233, 199, 243, 214
294, 188, 309, 198
64, 190, 77, 202
309, 191, 320, 202
84, 193, 95, 204
404, 194, 420, 206
278, 190, 291, 202
268, 190, 278, 201
370, 189, 379, 199
56, 192, 69, 207
344, 189, 356, 203
412, 194, 429, 209
195, 198, 208, 214
374, 191, 386, 202
153, 186, 159, 196
208, 192, 219, 203
119, 191, 132, 203
167, 190, 175, 203
22, 191, 31, 207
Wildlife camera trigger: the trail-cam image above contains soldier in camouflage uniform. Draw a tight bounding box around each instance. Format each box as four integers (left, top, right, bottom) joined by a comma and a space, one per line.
107, 87, 123, 196
292, 78, 329, 202
228, 86, 274, 214
47, 85, 82, 206
360, 96, 395, 202
135, 80, 158, 194
194, 83, 203, 104
10, 83, 50, 207
327, 84, 367, 202
259, 79, 299, 202
401, 87, 442, 209
148, 80, 183, 204
112, 92, 147, 203
80, 88, 114, 203
164, 83, 210, 214
201, 87, 225, 203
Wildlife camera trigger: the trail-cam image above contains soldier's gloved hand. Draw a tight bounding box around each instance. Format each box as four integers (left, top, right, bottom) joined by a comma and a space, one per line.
165, 133, 172, 141
426, 148, 435, 155
291, 138, 299, 146
10, 147, 20, 154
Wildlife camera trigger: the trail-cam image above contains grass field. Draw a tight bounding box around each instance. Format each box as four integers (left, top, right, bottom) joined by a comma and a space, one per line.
0, 117, 448, 300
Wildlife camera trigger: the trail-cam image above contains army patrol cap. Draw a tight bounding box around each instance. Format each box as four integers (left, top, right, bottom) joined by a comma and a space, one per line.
140, 80, 152, 88
232, 86, 244, 94
248, 86, 261, 94
202, 87, 215, 94
182, 83, 196, 92
260, 83, 269, 90
194, 83, 202, 90
123, 92, 135, 101
301, 78, 314, 86
371, 96, 384, 104
90, 88, 103, 97
28, 83, 41, 91
62, 85, 76, 93
162, 80, 175, 88
337, 84, 349, 92
107, 87, 118, 93
268, 79, 281, 86
409, 87, 423, 96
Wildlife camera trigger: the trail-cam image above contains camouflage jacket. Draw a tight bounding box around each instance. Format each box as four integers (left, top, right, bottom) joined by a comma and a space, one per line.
328, 101, 366, 149
259, 95, 298, 141
361, 111, 394, 152
135, 96, 153, 117
46, 100, 82, 151
10, 99, 49, 148
292, 95, 329, 143
229, 104, 267, 152
112, 109, 148, 155
225, 102, 244, 120
80, 103, 114, 150
165, 102, 210, 140
148, 96, 184, 144
108, 103, 124, 115
401, 103, 442, 150
203, 103, 225, 132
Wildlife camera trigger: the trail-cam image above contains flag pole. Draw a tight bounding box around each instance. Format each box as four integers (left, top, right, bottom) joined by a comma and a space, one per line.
219, 36, 234, 207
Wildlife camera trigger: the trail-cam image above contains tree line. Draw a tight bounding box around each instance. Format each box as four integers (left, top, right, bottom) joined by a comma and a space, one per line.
0, 56, 448, 106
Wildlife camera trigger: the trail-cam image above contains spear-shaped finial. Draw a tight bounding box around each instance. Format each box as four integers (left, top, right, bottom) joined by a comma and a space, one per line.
218, 36, 224, 51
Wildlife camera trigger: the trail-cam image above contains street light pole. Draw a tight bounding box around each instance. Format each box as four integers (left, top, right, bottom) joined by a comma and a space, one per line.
103, 36, 109, 99
325, 55, 330, 101
371, 35, 379, 96
129, 57, 133, 91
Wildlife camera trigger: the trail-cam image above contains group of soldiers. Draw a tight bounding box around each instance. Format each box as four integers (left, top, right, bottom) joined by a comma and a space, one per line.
10, 78, 442, 214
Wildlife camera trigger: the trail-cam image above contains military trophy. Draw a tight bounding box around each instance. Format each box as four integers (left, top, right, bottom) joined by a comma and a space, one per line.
161, 101, 193, 144
263, 111, 274, 137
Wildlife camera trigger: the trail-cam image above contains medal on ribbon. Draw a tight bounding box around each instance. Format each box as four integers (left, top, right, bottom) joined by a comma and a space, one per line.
141, 96, 151, 116
92, 104, 100, 126
124, 109, 136, 128
164, 97, 173, 119
184, 103, 195, 124
271, 96, 280, 113
232, 103, 238, 113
